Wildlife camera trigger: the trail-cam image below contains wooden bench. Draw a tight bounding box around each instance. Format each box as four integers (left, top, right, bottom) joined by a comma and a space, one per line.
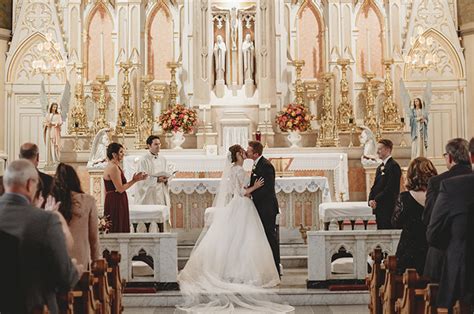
71, 271, 101, 313
92, 259, 115, 314
103, 251, 125, 314
368, 248, 385, 314
380, 255, 404, 314
423, 283, 438, 314
395, 269, 429, 314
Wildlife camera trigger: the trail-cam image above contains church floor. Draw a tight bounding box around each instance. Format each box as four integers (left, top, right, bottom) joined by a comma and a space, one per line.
124, 305, 368, 313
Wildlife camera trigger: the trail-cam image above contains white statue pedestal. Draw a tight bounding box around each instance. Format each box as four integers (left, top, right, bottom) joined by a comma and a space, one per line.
244, 79, 255, 97
215, 79, 225, 98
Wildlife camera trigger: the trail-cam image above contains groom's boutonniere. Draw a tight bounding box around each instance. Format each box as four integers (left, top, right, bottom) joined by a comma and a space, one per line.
380, 165, 385, 176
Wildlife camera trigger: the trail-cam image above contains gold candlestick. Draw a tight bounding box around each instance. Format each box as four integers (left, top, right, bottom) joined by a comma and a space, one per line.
381, 59, 402, 131
68, 64, 88, 134
135, 75, 154, 149
363, 72, 377, 134
117, 61, 137, 134
336, 59, 354, 132
316, 73, 339, 147
94, 75, 110, 132
290, 60, 306, 106
167, 61, 181, 107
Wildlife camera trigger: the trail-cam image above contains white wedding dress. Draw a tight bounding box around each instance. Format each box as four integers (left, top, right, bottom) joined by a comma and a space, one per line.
177, 164, 293, 313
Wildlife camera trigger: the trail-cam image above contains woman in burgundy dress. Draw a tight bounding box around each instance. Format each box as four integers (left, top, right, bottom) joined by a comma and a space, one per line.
103, 142, 147, 233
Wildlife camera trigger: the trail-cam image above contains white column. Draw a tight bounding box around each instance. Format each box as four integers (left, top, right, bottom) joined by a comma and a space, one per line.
0, 28, 11, 159
460, 22, 474, 137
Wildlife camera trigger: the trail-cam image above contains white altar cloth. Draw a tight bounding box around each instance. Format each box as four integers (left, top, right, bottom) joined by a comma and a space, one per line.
124, 152, 348, 200
319, 201, 374, 224
129, 204, 170, 223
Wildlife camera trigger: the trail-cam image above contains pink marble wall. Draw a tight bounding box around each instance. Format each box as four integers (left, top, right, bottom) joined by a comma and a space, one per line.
148, 6, 173, 80
298, 3, 324, 79
87, 5, 114, 81
356, 2, 384, 77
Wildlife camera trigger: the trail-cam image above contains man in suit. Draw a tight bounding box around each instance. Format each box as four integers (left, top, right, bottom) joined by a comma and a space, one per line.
368, 139, 401, 229
423, 138, 471, 282
426, 172, 474, 309
0, 160, 79, 313
246, 140, 281, 276
19, 143, 53, 206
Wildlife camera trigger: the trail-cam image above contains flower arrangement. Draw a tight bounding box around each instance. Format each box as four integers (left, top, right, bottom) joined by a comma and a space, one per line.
98, 215, 112, 234
275, 103, 311, 132
158, 104, 198, 133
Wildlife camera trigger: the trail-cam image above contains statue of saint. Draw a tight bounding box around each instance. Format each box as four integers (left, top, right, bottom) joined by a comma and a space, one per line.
213, 35, 227, 81
230, 7, 238, 51
242, 33, 255, 81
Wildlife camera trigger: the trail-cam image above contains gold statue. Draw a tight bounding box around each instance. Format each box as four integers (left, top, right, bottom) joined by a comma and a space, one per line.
93, 75, 110, 132
116, 61, 136, 134
336, 59, 354, 132
363, 72, 377, 134
167, 61, 181, 108
316, 73, 339, 147
135, 75, 155, 149
381, 60, 402, 131
68, 64, 88, 134
291, 60, 306, 106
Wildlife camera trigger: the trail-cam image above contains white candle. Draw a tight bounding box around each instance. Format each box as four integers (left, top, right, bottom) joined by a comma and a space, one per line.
366, 29, 371, 72
264, 106, 269, 123
100, 32, 104, 75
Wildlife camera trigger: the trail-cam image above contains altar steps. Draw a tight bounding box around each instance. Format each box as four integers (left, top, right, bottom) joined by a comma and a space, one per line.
177, 244, 308, 270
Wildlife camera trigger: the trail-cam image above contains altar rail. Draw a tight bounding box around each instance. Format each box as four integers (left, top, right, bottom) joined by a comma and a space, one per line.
99, 233, 178, 290
307, 230, 401, 288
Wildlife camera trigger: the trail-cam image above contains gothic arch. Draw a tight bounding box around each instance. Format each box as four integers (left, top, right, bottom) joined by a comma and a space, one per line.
7, 32, 66, 83
404, 28, 464, 81
296, 0, 325, 79
355, 0, 385, 78
84, 3, 115, 81
146, 1, 174, 79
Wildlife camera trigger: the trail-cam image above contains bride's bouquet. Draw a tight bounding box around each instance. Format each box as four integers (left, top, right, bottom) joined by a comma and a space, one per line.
158, 104, 198, 134
275, 103, 311, 132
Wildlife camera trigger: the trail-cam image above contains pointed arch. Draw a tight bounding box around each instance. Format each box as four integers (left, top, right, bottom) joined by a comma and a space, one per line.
404, 28, 463, 80
146, 1, 173, 79
7, 32, 66, 83
296, 0, 325, 79
355, 0, 385, 78
85, 3, 115, 82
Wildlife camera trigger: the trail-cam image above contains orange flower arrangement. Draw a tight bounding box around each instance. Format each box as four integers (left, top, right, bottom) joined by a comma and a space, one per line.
158, 104, 198, 133
275, 103, 311, 132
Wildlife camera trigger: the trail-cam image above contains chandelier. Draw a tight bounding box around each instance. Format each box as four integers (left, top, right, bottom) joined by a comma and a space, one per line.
32, 33, 65, 77
404, 26, 439, 70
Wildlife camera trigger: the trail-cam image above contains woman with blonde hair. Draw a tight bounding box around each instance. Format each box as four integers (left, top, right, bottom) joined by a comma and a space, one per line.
392, 157, 438, 275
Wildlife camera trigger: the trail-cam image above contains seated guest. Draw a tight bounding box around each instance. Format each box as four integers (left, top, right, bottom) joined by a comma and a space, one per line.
19, 143, 53, 207
368, 139, 402, 229
0, 160, 79, 313
423, 138, 471, 282
103, 142, 147, 233
427, 173, 474, 309
392, 157, 437, 275
51, 163, 100, 267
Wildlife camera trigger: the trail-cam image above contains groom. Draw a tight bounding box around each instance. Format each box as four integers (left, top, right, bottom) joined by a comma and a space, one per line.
246, 141, 281, 276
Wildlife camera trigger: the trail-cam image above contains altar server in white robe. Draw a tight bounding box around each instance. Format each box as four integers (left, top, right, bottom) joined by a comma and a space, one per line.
135, 135, 171, 211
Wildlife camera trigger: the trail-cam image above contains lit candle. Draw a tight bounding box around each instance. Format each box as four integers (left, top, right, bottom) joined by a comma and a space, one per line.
366, 29, 371, 72
100, 32, 104, 76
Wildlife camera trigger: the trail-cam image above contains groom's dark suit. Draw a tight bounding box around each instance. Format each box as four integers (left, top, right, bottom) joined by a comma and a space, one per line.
250, 156, 280, 275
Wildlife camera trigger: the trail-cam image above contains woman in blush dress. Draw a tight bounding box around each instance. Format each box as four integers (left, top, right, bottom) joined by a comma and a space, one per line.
102, 143, 146, 233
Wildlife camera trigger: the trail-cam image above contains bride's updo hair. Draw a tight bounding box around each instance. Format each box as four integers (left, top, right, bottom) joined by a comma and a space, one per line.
229, 144, 243, 163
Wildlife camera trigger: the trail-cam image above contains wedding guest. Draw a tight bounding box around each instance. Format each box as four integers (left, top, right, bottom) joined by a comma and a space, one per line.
103, 143, 146, 233
368, 139, 402, 229
392, 157, 437, 275
19, 143, 53, 206
51, 163, 100, 267
422, 138, 471, 282
427, 171, 474, 309
0, 160, 79, 313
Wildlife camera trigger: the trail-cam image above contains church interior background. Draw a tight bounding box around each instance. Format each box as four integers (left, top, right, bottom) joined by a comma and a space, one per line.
0, 0, 474, 310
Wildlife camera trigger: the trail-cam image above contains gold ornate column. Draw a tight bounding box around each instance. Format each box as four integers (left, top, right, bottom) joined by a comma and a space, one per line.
167, 61, 181, 107
363, 72, 377, 134
291, 60, 306, 106
336, 59, 354, 132
135, 75, 154, 149
381, 59, 402, 130
68, 64, 88, 134
316, 73, 339, 147
116, 61, 137, 134
94, 75, 110, 132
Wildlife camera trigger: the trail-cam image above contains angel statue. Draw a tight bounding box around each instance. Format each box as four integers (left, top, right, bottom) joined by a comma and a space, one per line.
41, 80, 71, 166
400, 79, 432, 159
87, 128, 111, 168
359, 125, 381, 167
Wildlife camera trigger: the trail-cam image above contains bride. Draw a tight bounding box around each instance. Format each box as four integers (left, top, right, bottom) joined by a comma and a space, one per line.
177, 144, 293, 313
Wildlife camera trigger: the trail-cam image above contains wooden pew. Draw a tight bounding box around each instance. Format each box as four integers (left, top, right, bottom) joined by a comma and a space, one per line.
395, 269, 429, 314
71, 271, 101, 313
103, 251, 125, 314
368, 248, 385, 314
56, 291, 74, 314
92, 259, 115, 314
380, 255, 404, 314
423, 283, 438, 314
438, 300, 471, 314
